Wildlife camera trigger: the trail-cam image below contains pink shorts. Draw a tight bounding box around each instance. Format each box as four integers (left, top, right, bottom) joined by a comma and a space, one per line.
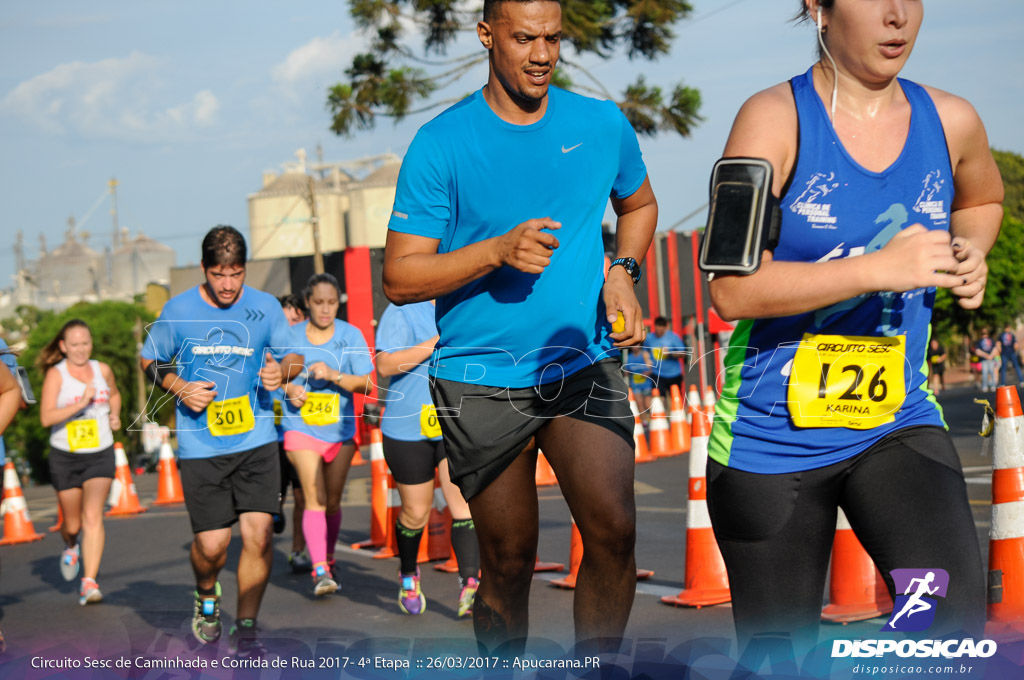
284, 431, 345, 464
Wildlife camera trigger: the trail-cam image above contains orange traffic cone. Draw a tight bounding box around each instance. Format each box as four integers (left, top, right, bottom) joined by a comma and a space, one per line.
986, 385, 1024, 640
352, 428, 389, 550
351, 449, 366, 467
686, 385, 702, 424
551, 518, 583, 589
628, 388, 642, 420
373, 471, 402, 560
669, 384, 691, 455
662, 409, 730, 607
820, 508, 893, 622
423, 472, 452, 563
151, 437, 185, 506
649, 389, 679, 457
551, 516, 653, 589
634, 412, 654, 463
106, 442, 148, 516
48, 502, 63, 532
536, 450, 558, 487
702, 386, 717, 416
0, 461, 44, 545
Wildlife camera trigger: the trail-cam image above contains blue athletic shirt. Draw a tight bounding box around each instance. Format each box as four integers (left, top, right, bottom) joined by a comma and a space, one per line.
0, 339, 17, 466
387, 86, 648, 389
281, 319, 374, 444
622, 348, 654, 395
643, 330, 687, 380
376, 301, 442, 442
141, 285, 295, 459
709, 67, 952, 473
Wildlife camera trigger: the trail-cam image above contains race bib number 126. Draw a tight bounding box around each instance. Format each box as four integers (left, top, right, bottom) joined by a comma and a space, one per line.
788, 334, 906, 430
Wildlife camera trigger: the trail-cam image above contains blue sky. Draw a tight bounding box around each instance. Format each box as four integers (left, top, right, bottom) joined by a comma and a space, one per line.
1, 1, 1021, 290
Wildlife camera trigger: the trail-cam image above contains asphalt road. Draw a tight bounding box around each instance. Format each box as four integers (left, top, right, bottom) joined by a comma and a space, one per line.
1, 384, 1022, 679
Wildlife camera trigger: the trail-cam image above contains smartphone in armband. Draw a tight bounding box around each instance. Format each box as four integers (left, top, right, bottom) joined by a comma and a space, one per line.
699, 157, 782, 276
15, 366, 36, 405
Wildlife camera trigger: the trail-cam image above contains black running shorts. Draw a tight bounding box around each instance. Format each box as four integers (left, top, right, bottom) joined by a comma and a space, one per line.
179, 441, 281, 533
382, 435, 445, 486
431, 358, 634, 500
49, 446, 115, 492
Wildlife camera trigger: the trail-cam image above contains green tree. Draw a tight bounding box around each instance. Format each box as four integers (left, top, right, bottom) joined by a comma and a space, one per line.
932, 149, 1024, 344
4, 301, 172, 483
328, 0, 702, 138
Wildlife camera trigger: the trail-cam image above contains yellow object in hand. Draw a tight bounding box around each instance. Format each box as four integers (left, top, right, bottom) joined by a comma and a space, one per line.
612, 312, 625, 334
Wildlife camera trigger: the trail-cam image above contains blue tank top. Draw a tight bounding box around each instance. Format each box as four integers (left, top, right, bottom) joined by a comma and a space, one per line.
709, 67, 952, 473
281, 319, 374, 443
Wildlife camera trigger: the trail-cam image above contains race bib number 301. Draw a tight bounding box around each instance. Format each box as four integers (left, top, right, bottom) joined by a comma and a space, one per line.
788, 334, 907, 430
208, 395, 255, 437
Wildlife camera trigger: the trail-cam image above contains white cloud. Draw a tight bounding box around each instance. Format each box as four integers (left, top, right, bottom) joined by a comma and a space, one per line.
272, 31, 363, 88
0, 52, 220, 140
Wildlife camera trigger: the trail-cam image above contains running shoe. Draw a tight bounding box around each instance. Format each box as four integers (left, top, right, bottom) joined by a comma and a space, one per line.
311, 563, 338, 597
457, 577, 479, 618
327, 558, 343, 589
191, 582, 222, 645
398, 569, 426, 615
289, 550, 311, 574
228, 619, 266, 659
79, 577, 103, 606
60, 545, 80, 582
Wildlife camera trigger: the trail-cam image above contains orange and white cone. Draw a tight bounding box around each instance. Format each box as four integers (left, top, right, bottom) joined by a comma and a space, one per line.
536, 450, 558, 487
634, 412, 655, 463
669, 384, 691, 455
702, 386, 717, 416
686, 385, 702, 424
151, 436, 185, 506
820, 508, 893, 622
628, 388, 641, 420
106, 442, 148, 516
373, 471, 402, 560
649, 389, 680, 457
986, 385, 1024, 641
0, 461, 44, 545
550, 516, 653, 590
662, 409, 730, 607
352, 428, 389, 550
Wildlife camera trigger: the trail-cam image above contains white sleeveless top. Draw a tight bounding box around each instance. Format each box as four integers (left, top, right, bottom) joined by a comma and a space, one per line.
49, 359, 115, 453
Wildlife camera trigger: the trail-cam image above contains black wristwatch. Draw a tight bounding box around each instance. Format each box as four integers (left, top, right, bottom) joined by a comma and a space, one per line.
609, 257, 642, 286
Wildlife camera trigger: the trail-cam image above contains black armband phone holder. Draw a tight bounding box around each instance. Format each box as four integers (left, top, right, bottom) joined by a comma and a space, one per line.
698, 157, 781, 275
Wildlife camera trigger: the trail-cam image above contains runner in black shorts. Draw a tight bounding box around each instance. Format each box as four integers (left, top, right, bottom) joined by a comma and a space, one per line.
0, 353, 25, 652
141, 226, 303, 657
39, 319, 122, 606
376, 300, 480, 617
383, 0, 657, 655
705, 0, 1001, 658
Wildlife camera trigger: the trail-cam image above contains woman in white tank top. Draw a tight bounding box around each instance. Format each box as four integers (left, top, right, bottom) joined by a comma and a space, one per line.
39, 319, 122, 606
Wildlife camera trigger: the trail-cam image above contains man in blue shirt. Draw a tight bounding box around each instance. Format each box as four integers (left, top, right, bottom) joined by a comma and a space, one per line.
383, 0, 657, 656
141, 226, 302, 657
998, 325, 1023, 387
642, 316, 689, 395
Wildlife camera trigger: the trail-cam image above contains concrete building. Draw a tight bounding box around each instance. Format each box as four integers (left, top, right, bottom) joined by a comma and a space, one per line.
248, 149, 400, 259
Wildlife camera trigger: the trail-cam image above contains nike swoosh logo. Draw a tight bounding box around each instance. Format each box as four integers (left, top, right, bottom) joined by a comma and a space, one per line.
561, 143, 583, 154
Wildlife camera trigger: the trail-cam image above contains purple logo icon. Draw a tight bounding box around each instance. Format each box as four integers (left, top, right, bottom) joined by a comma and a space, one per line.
883, 569, 950, 632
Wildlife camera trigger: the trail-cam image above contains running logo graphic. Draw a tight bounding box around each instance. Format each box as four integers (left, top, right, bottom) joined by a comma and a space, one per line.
911, 169, 948, 224
789, 171, 840, 228
883, 568, 949, 632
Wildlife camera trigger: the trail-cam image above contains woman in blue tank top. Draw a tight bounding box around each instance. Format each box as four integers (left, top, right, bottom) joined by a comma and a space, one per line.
705, 0, 1003, 657
281, 274, 374, 598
